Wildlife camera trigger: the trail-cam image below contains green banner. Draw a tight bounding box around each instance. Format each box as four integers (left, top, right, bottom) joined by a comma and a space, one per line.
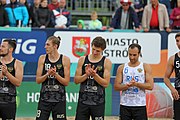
16, 82, 112, 117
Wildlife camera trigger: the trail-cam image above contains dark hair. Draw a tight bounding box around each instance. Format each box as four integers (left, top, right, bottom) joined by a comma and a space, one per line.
128, 43, 141, 54
3, 39, 17, 52
47, 36, 61, 49
91, 36, 106, 50
175, 32, 180, 39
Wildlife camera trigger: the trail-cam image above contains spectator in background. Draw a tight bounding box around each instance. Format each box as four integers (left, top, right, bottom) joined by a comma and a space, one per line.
29, 0, 40, 27
77, 19, 86, 29
0, 0, 7, 7
133, 0, 146, 24
5, 0, 29, 27
109, 0, 140, 32
88, 11, 102, 30
159, 0, 171, 16
48, 0, 59, 10
52, 0, 71, 29
26, 0, 33, 6
0, 1, 9, 27
19, 0, 31, 26
19, 0, 30, 11
171, 0, 178, 9
142, 0, 171, 32
142, 0, 148, 7
170, 0, 180, 29
34, 0, 53, 28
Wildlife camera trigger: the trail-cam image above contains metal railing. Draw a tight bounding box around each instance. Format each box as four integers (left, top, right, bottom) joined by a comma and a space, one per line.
66, 0, 119, 16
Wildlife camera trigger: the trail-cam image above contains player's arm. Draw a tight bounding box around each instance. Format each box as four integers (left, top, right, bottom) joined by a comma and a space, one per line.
74, 56, 89, 84
0, 64, 4, 79
93, 58, 112, 88
36, 55, 48, 84
133, 63, 154, 90
164, 55, 179, 100
4, 59, 23, 87
55, 55, 70, 86
114, 64, 129, 91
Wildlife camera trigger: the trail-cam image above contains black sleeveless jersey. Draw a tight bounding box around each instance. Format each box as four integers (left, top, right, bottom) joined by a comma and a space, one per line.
40, 54, 65, 102
174, 53, 180, 88
79, 55, 106, 105
0, 59, 16, 103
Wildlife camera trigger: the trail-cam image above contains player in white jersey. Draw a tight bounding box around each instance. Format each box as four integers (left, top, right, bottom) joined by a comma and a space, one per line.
114, 43, 154, 120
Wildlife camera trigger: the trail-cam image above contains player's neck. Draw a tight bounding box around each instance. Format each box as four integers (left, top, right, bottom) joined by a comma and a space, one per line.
48, 51, 60, 62
178, 52, 180, 57
128, 61, 140, 67
89, 54, 102, 62
1, 55, 13, 64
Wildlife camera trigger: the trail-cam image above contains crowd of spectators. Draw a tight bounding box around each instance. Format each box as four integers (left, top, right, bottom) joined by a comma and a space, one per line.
0, 0, 179, 31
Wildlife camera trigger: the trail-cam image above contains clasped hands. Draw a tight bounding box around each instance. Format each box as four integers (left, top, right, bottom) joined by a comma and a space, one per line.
126, 77, 138, 87
85, 64, 97, 77
46, 66, 57, 76
0, 62, 8, 76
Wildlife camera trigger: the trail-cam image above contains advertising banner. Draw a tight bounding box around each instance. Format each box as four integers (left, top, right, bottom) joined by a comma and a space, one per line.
54, 31, 161, 64
16, 81, 112, 117
0, 31, 47, 62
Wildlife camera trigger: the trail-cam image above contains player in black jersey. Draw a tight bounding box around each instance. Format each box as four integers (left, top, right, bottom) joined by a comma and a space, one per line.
0, 39, 23, 120
164, 32, 180, 120
74, 36, 112, 120
35, 36, 70, 120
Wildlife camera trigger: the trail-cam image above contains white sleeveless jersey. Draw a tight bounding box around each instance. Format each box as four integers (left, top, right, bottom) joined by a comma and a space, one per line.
120, 62, 146, 106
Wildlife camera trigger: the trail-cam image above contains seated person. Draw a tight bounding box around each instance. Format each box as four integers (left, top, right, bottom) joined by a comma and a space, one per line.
52, 0, 71, 29
77, 19, 86, 29
33, 0, 53, 28
88, 11, 102, 30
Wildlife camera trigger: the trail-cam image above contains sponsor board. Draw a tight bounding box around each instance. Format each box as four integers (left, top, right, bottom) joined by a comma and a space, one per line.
0, 31, 46, 62
16, 81, 112, 117
55, 31, 161, 64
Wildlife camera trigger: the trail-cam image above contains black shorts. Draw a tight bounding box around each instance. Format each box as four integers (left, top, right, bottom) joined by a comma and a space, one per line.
36, 100, 66, 120
174, 99, 180, 120
120, 105, 147, 120
0, 102, 16, 120
75, 102, 105, 120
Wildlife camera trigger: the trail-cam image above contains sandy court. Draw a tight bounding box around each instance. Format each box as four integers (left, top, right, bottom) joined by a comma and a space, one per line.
8, 117, 173, 120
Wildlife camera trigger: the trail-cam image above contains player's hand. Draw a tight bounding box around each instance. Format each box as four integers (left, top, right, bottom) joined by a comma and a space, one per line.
130, 77, 138, 86
51, 66, 57, 76
171, 88, 180, 100
1, 63, 8, 76
127, 77, 136, 87
47, 67, 56, 76
85, 64, 91, 76
126, 82, 132, 87
90, 65, 97, 77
